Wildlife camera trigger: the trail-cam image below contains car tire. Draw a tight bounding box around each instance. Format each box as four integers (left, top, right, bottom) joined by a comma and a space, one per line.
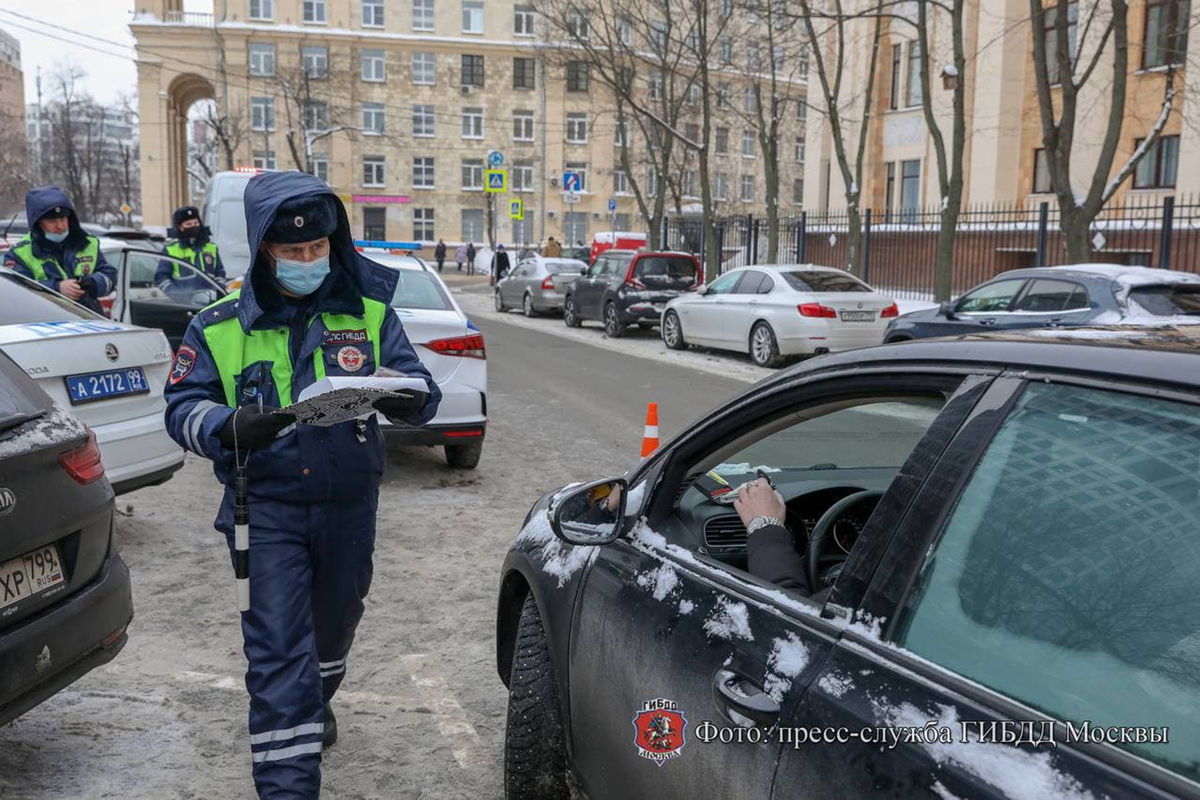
885, 334, 913, 344
495, 290, 509, 313
603, 302, 624, 338
637, 322, 655, 331
523, 293, 539, 318
662, 310, 688, 350
504, 594, 570, 800
563, 295, 582, 328
444, 440, 482, 469
749, 321, 783, 368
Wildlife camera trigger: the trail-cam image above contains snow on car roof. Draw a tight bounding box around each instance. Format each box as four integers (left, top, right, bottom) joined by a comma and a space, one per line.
961, 324, 1200, 352
755, 263, 848, 273
1048, 263, 1200, 286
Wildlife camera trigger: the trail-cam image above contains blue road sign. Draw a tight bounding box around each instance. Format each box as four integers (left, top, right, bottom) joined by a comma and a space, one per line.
608, 197, 617, 212
487, 150, 504, 167
562, 171, 581, 192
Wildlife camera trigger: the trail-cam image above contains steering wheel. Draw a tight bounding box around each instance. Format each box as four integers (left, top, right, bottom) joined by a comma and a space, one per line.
806, 490, 884, 592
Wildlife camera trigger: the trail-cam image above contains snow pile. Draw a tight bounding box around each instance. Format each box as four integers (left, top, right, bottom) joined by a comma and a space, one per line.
636, 564, 680, 601
763, 633, 810, 701
817, 671, 853, 699
677, 598, 695, 616
848, 609, 886, 639
0, 403, 83, 458
703, 597, 754, 642
514, 503, 599, 588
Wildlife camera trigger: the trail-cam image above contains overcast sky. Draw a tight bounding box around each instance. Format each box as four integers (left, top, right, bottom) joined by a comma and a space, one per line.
3, 0, 212, 107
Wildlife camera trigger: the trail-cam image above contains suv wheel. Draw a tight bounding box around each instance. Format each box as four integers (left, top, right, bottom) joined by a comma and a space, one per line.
504, 594, 570, 799
495, 290, 508, 313
603, 302, 624, 338
523, 293, 538, 318
750, 321, 783, 368
662, 310, 688, 350
563, 295, 581, 328
444, 440, 482, 469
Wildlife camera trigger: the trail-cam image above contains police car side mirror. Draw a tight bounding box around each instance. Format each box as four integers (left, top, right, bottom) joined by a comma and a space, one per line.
550, 477, 628, 546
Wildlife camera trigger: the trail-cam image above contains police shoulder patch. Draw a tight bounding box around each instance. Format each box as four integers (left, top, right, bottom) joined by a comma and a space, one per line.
169, 344, 198, 385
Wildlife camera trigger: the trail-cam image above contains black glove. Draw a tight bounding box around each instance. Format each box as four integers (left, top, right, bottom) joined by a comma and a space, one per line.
219, 405, 297, 451
78, 275, 99, 296
372, 389, 429, 422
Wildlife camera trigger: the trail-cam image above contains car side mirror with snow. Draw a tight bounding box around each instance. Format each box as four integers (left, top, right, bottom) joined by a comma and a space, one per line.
550, 477, 628, 546
939, 300, 957, 319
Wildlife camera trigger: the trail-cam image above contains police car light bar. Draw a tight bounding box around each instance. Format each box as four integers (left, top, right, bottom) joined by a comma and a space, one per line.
354, 240, 424, 252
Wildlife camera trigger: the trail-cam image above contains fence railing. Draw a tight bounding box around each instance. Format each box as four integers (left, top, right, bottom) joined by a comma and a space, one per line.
164, 10, 215, 25
664, 195, 1200, 299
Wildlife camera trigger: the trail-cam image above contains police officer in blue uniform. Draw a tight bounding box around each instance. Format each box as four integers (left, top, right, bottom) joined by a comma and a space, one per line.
163, 171, 441, 799
3, 185, 118, 315
156, 205, 226, 293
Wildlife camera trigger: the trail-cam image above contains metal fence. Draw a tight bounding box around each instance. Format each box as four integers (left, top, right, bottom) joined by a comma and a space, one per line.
663, 195, 1200, 299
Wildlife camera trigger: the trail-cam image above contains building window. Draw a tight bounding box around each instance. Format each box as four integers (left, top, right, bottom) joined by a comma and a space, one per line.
649, 71, 663, 101
568, 8, 588, 39
566, 62, 589, 92
312, 156, 329, 183
363, 103, 386, 135
1042, 2, 1079, 85
302, 46, 328, 78
514, 5, 535, 35
250, 97, 275, 131
462, 0, 484, 33
302, 101, 329, 132
363, 207, 386, 240
683, 170, 697, 198
747, 44, 761, 71
566, 113, 588, 144
1144, 0, 1189, 68
615, 120, 629, 148
649, 21, 667, 50
647, 166, 659, 197
249, 0, 273, 20
512, 163, 534, 192
361, 49, 385, 82
461, 107, 484, 139
565, 161, 588, 192
715, 127, 729, 155
564, 211, 588, 246
513, 57, 536, 89
721, 0, 732, 16
362, 0, 384, 27
613, 168, 628, 194
413, 208, 435, 241
461, 208, 484, 241
719, 36, 733, 64
249, 43, 276, 77
461, 54, 485, 87
795, 137, 805, 163
412, 104, 434, 137
715, 172, 728, 200
743, 87, 757, 113
905, 40, 922, 107
363, 156, 386, 187
253, 150, 277, 169
617, 15, 633, 45
1133, 135, 1180, 189
1032, 148, 1052, 193
799, 101, 807, 121
303, 0, 326, 23
900, 159, 921, 217
413, 0, 434, 31
742, 129, 755, 157
717, 83, 732, 109
461, 158, 484, 190
513, 216, 534, 246
889, 42, 902, 109
412, 52, 436, 85
513, 110, 534, 141
740, 174, 755, 202
685, 123, 700, 143
412, 156, 435, 188
793, 178, 803, 204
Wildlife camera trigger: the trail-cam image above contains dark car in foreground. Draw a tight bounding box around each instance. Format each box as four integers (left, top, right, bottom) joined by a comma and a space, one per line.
496, 326, 1200, 800
563, 250, 701, 337
0, 350, 133, 727
885, 263, 1200, 342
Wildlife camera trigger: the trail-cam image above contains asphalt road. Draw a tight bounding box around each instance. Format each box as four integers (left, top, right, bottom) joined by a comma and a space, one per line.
0, 307, 755, 799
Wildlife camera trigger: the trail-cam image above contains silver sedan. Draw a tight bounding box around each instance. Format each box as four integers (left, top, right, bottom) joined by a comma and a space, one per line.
495, 256, 588, 316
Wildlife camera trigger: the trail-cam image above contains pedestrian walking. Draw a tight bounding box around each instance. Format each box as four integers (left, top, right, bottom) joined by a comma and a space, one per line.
163, 171, 441, 800
543, 236, 562, 258
491, 243, 510, 286
434, 238, 447, 273
466, 241, 476, 276
454, 242, 467, 272
158, 205, 226, 291
3, 186, 118, 315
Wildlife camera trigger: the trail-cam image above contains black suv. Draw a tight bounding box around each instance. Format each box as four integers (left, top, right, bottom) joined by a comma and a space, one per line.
563, 250, 700, 337
0, 350, 133, 727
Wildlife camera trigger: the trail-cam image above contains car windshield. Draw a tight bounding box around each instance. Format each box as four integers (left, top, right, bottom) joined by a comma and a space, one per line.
390, 269, 454, 311
0, 272, 96, 324
545, 260, 586, 275
781, 270, 870, 293
1126, 284, 1200, 316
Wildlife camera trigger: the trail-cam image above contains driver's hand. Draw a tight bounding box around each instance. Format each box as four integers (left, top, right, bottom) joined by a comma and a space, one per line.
59, 278, 84, 300
733, 478, 786, 527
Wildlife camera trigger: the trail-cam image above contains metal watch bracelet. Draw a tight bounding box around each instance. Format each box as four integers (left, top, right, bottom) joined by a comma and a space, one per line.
746, 515, 785, 535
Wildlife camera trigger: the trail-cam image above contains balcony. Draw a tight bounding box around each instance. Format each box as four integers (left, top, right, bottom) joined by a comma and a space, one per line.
164, 10, 214, 26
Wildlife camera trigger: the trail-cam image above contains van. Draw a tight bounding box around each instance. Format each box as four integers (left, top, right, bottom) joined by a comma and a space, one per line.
589, 231, 647, 264
201, 169, 262, 280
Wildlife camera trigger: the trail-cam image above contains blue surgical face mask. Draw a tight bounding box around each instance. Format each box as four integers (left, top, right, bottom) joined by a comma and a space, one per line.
44, 229, 69, 244
274, 253, 330, 296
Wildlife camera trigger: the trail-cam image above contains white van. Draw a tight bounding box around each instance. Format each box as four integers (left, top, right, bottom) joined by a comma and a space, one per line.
201, 169, 260, 280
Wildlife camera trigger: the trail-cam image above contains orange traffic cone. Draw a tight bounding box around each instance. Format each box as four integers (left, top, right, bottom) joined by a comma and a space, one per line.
640, 402, 660, 458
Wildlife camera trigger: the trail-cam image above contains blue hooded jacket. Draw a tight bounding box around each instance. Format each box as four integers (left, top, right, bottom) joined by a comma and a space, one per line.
162, 171, 441, 513
2, 186, 117, 312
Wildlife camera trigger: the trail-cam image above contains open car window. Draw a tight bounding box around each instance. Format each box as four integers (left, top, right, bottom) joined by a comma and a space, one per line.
126, 251, 225, 308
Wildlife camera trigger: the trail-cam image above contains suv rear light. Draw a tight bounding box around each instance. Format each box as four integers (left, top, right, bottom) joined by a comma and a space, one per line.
627, 278, 647, 290
60, 430, 105, 484
881, 303, 900, 318
798, 303, 837, 318
541, 276, 555, 290
425, 333, 486, 359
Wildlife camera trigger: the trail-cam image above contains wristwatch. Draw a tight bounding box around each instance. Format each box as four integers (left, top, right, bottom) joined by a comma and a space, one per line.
746, 516, 785, 536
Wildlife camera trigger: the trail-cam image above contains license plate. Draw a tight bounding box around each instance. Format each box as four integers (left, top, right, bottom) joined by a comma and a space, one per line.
839, 310, 876, 322
65, 367, 149, 405
0, 545, 64, 611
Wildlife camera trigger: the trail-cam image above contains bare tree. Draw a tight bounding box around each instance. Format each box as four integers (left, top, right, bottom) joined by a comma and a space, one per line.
272, 53, 358, 174
200, 101, 248, 172
0, 106, 32, 216
1030, 0, 1177, 261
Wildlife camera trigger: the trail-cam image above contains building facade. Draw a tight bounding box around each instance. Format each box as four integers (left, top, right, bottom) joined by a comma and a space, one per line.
130, 0, 806, 245
0, 28, 29, 213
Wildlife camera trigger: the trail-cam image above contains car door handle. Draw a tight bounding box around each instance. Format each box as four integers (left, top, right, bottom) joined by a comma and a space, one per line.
712, 668, 781, 726
978, 318, 997, 325
1044, 318, 1063, 327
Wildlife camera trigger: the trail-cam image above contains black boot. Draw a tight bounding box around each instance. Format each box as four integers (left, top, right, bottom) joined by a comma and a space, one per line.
323, 703, 337, 748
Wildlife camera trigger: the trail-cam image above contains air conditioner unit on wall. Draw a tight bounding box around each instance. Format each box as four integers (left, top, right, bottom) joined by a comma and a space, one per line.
548, 210, 557, 218
460, 85, 475, 95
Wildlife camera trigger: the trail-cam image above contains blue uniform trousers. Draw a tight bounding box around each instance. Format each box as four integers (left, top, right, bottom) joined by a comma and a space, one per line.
222, 491, 377, 799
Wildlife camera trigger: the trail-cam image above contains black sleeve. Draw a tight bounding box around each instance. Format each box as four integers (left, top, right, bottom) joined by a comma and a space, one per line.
747, 525, 810, 594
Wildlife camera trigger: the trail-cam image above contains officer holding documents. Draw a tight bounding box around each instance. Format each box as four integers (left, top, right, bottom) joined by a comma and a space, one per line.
162, 171, 440, 799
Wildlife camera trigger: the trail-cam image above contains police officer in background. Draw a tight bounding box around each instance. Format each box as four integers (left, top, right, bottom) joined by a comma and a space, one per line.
156, 205, 225, 292
3, 185, 117, 315
163, 171, 441, 799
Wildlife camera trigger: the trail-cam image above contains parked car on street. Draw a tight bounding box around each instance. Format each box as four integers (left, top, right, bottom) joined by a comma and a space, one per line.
494, 255, 588, 316
0, 348, 133, 727
366, 250, 488, 469
884, 263, 1200, 342
564, 250, 701, 337
496, 325, 1200, 800
662, 264, 899, 367
0, 270, 184, 494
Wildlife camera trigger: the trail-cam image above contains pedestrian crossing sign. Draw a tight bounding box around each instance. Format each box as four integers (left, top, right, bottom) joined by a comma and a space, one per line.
510, 199, 524, 220
485, 170, 507, 192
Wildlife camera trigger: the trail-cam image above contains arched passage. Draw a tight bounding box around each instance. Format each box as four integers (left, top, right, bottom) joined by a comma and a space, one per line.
164, 73, 215, 216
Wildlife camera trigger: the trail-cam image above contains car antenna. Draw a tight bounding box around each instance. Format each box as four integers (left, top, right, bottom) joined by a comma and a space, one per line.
2, 213, 16, 240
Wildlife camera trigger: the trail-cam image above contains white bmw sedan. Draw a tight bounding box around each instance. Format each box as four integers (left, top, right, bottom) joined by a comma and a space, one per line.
0, 269, 184, 493
661, 264, 899, 367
